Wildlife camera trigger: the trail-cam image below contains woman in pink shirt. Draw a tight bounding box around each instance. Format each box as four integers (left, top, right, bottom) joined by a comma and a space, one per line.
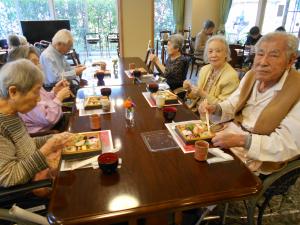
8, 45, 71, 134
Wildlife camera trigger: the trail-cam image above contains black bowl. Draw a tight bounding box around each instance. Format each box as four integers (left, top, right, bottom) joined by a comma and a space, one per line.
163, 107, 177, 122
101, 88, 112, 97
98, 153, 118, 174
132, 70, 142, 78
148, 83, 159, 93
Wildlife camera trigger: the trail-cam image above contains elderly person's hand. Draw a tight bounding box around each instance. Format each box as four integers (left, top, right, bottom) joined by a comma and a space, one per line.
149, 54, 158, 63
198, 99, 217, 116
52, 79, 69, 94
56, 87, 71, 102
212, 132, 247, 149
75, 65, 86, 75
183, 80, 192, 91
40, 132, 74, 169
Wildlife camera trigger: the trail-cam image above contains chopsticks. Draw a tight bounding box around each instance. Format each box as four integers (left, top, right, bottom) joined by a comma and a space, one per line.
203, 99, 211, 134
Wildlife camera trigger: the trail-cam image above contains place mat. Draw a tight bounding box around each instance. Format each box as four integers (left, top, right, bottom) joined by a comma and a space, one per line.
142, 92, 182, 108
76, 99, 116, 116
141, 130, 179, 152
165, 120, 201, 153
60, 130, 114, 171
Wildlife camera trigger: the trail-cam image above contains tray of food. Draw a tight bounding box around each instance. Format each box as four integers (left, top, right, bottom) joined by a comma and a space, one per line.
150, 90, 178, 104
62, 132, 102, 160
84, 96, 108, 110
175, 121, 215, 145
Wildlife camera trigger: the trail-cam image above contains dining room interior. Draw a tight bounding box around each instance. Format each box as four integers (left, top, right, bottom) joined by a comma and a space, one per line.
0, 0, 300, 225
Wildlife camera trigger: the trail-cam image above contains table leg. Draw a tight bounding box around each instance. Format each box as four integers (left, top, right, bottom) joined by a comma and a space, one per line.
174, 211, 182, 225
129, 218, 138, 225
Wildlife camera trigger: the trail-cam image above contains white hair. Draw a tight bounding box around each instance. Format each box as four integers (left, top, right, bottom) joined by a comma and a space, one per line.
0, 59, 44, 99
168, 34, 184, 50
255, 32, 299, 60
203, 35, 231, 63
52, 29, 73, 45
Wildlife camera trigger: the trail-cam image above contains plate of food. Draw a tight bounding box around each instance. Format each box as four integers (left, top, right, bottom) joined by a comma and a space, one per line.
129, 67, 147, 75
150, 90, 178, 104
84, 96, 108, 110
175, 121, 214, 145
62, 132, 102, 160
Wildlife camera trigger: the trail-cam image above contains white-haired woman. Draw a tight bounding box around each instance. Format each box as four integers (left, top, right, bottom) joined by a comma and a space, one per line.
0, 59, 72, 193
184, 35, 240, 112
8, 45, 71, 134
149, 34, 188, 90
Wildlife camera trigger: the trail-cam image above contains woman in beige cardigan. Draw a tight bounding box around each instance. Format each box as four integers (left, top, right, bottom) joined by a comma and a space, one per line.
184, 35, 239, 111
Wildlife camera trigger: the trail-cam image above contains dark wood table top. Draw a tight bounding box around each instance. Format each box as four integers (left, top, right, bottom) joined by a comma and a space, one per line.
48, 82, 261, 224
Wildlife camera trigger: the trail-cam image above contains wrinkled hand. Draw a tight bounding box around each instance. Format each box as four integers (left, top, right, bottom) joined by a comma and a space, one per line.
75, 65, 86, 75
56, 87, 71, 102
198, 100, 217, 117
183, 80, 192, 91
212, 132, 246, 149
52, 79, 70, 94
149, 54, 158, 63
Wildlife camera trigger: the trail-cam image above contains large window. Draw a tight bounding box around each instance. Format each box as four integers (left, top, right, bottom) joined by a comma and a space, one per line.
0, 0, 118, 52
225, 0, 260, 44
262, 0, 287, 33
154, 0, 175, 40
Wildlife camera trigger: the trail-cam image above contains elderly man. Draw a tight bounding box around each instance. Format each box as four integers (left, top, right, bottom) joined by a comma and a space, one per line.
199, 32, 300, 175
194, 20, 215, 55
40, 29, 86, 88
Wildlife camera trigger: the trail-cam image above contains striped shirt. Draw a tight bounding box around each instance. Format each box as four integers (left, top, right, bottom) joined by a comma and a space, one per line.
0, 113, 49, 187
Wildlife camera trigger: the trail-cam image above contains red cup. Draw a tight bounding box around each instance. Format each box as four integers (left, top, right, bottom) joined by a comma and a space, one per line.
194, 140, 209, 161
98, 152, 119, 174
89, 114, 101, 130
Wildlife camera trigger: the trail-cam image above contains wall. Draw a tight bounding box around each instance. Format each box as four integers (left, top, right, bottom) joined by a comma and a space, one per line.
118, 0, 154, 59
184, 0, 220, 37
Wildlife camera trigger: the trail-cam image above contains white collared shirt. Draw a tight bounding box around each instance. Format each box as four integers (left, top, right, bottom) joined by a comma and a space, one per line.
218, 70, 300, 164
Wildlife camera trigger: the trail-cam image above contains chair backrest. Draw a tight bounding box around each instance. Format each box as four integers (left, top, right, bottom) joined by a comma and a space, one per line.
0, 39, 8, 49
229, 44, 244, 69
182, 56, 191, 79
107, 33, 119, 43
160, 30, 172, 41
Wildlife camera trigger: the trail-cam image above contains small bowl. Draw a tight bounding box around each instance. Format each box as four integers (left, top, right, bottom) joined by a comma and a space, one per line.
148, 83, 159, 93
101, 88, 112, 97
98, 153, 119, 174
163, 107, 177, 122
132, 70, 142, 78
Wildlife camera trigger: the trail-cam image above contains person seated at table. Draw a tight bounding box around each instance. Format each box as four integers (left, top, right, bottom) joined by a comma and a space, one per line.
199, 32, 300, 175
0, 59, 73, 192
183, 35, 239, 112
7, 45, 72, 134
149, 34, 188, 90
194, 20, 215, 55
40, 29, 86, 89
245, 26, 262, 46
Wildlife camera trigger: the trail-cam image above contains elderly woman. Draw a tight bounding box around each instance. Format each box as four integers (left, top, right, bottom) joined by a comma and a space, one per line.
8, 45, 71, 134
183, 35, 239, 112
199, 32, 300, 175
149, 34, 187, 90
0, 59, 72, 189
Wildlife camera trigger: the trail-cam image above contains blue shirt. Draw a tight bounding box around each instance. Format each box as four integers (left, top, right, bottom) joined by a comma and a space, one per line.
40, 44, 76, 85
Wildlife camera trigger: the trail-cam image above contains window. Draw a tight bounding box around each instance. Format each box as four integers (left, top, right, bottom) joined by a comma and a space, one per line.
285, 0, 300, 37
262, 0, 287, 33
0, 0, 50, 39
154, 0, 175, 40
225, 0, 260, 44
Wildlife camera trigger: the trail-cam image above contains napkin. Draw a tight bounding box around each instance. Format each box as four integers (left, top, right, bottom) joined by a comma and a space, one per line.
207, 148, 234, 164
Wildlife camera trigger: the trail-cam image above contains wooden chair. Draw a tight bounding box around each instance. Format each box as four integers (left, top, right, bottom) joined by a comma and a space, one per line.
106, 33, 119, 57
85, 32, 102, 56
229, 44, 244, 69
159, 30, 172, 65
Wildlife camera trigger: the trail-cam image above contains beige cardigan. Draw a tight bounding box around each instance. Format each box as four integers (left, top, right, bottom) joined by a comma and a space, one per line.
197, 62, 240, 104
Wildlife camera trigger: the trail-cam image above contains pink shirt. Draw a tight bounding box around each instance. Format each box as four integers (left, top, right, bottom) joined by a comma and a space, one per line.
19, 88, 63, 134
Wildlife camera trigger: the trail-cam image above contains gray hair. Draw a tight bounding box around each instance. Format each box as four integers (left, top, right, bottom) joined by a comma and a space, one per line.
168, 34, 184, 50
8, 34, 20, 48
255, 32, 299, 60
203, 20, 215, 30
203, 35, 231, 63
52, 29, 73, 45
0, 59, 44, 99
7, 46, 39, 62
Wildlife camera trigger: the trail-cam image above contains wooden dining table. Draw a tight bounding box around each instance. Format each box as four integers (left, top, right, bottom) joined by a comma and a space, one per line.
47, 57, 261, 225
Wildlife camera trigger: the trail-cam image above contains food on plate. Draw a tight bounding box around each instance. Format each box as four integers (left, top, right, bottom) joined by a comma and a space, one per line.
150, 90, 178, 104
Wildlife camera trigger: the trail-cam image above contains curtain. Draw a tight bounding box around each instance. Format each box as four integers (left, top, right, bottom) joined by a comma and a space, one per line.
219, 0, 232, 33
172, 0, 185, 32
